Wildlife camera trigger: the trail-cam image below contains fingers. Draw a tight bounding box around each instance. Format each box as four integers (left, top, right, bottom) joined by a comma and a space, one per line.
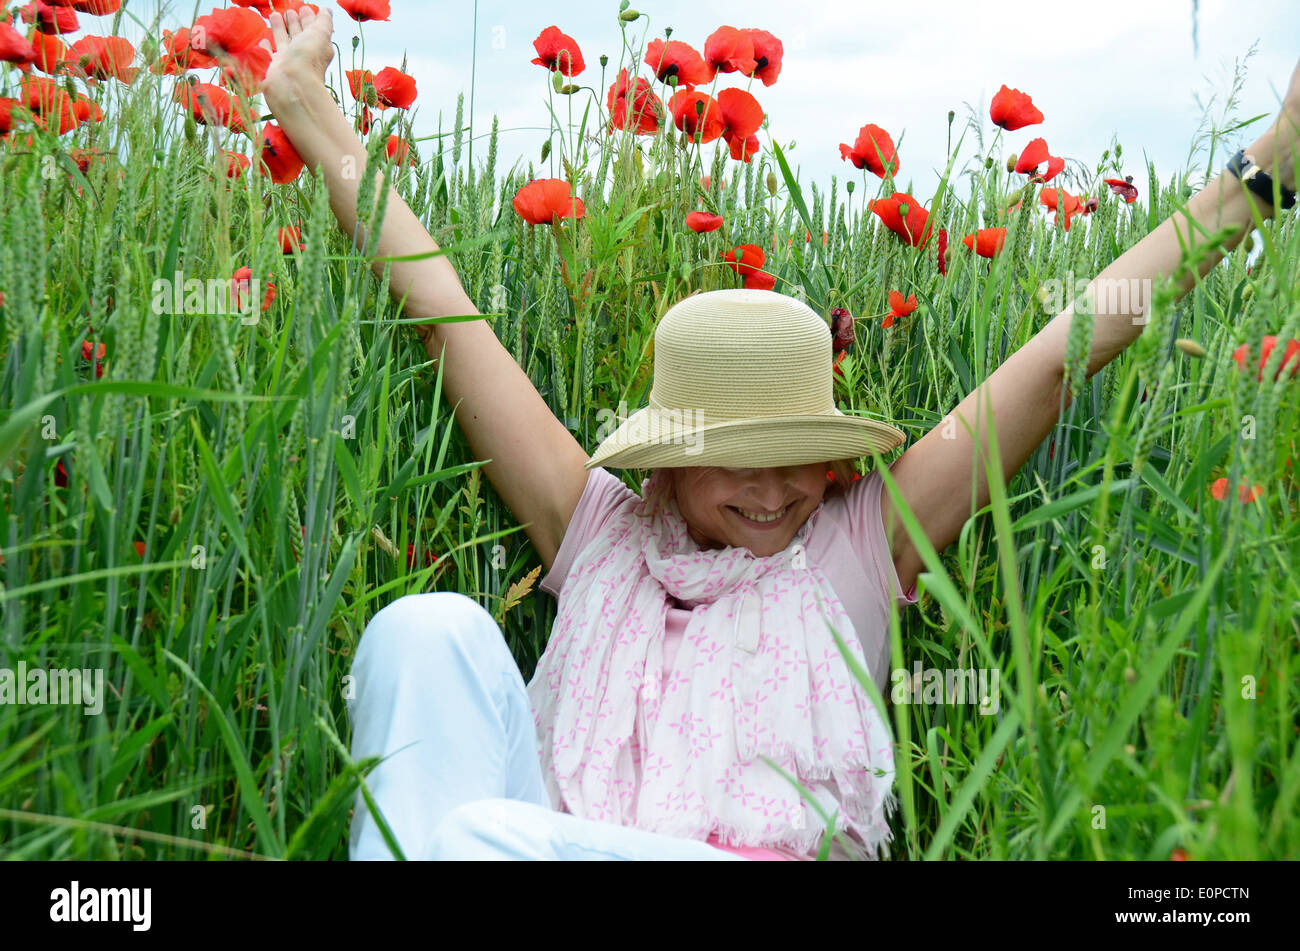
268, 11, 288, 46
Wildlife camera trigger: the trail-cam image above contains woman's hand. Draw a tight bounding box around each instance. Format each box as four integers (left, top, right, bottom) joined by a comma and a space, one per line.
1253, 54, 1300, 192
260, 7, 336, 101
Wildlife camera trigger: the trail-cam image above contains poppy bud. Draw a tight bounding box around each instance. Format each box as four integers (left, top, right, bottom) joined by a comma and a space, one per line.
1243, 284, 1254, 301
619, 0, 629, 9
600, 54, 608, 67
619, 9, 641, 20
352, 36, 359, 50
558, 84, 580, 94
765, 171, 778, 196
846, 181, 854, 194
943, 247, 956, 270
947, 110, 954, 125
552, 70, 564, 93
1006, 153, 1018, 173
1175, 338, 1206, 358
984, 156, 994, 169
364, 86, 378, 107
664, 26, 673, 38
1124, 666, 1137, 684
541, 139, 551, 162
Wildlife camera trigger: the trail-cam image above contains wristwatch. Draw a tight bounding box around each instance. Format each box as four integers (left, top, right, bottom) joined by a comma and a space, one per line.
1227, 149, 1296, 210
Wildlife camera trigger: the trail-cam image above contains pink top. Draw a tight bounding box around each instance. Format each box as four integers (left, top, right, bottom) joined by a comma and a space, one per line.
538, 467, 919, 860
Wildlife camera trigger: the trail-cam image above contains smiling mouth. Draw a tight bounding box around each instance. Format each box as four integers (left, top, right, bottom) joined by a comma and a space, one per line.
729, 504, 791, 525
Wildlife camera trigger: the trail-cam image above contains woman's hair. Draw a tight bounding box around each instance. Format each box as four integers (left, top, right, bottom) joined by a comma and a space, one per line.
633, 457, 863, 519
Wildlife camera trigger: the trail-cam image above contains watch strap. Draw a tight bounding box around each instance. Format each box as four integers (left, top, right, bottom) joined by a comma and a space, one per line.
1228, 149, 1296, 210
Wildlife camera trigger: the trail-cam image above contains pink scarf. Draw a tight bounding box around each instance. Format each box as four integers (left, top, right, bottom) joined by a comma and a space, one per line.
526, 473, 896, 857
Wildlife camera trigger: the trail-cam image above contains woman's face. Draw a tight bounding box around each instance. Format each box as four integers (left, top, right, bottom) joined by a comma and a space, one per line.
668, 464, 829, 558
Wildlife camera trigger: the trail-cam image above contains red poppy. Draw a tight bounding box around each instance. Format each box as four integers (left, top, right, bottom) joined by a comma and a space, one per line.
1039, 186, 1082, 230
832, 350, 849, 376
21, 75, 93, 135
1169, 848, 1189, 861
1104, 176, 1138, 203
385, 134, 416, 165
989, 84, 1043, 130
406, 543, 441, 568
962, 227, 1007, 258
29, 30, 67, 74
259, 123, 305, 183
54, 458, 68, 488
839, 123, 899, 178
703, 26, 756, 78
936, 228, 949, 275
223, 150, 250, 178
668, 89, 724, 143
644, 38, 713, 86
345, 69, 374, 101
829, 306, 854, 353
530, 25, 584, 77
718, 88, 763, 139
869, 191, 934, 248
512, 178, 585, 225
1210, 477, 1263, 504
231, 266, 277, 312
1231, 335, 1300, 383
373, 66, 416, 109
741, 29, 782, 86
723, 244, 765, 278
728, 133, 760, 162
1081, 195, 1099, 215
192, 7, 272, 93
81, 338, 106, 378
888, 290, 918, 321
65, 35, 138, 84
174, 82, 252, 135
279, 224, 303, 253
0, 21, 37, 67
20, 2, 79, 35
338, 0, 391, 22
606, 68, 662, 135
744, 270, 776, 291
1014, 137, 1063, 183
133, 540, 147, 557
74, 0, 123, 13
152, 27, 218, 75
685, 211, 723, 233
357, 104, 373, 134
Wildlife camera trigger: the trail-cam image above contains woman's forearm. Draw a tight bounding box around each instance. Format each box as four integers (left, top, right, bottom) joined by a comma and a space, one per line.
260, 70, 477, 339
1029, 121, 1288, 388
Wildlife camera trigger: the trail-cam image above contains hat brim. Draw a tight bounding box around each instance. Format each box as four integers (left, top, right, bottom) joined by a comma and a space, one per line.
584, 407, 907, 470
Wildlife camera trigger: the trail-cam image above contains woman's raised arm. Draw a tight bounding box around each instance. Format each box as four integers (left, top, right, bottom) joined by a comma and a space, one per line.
259, 8, 591, 572
883, 56, 1300, 594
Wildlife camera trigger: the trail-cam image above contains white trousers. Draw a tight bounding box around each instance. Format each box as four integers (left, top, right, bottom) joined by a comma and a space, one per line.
346, 592, 745, 860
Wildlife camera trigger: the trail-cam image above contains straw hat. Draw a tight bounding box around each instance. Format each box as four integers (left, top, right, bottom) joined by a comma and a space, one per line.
585, 289, 907, 470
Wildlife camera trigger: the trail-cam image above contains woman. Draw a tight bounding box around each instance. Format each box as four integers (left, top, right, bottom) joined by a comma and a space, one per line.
258, 8, 1299, 859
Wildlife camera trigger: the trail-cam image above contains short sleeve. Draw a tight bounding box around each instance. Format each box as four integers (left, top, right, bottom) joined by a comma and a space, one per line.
539, 467, 640, 599
840, 468, 919, 606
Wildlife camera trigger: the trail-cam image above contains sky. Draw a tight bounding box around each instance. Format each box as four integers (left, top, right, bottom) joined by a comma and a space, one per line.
72, 1, 1290, 202
322, 0, 1299, 202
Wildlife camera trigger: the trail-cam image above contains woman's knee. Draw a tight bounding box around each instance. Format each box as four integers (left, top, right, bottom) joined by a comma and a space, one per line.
353, 591, 505, 676
428, 799, 557, 860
